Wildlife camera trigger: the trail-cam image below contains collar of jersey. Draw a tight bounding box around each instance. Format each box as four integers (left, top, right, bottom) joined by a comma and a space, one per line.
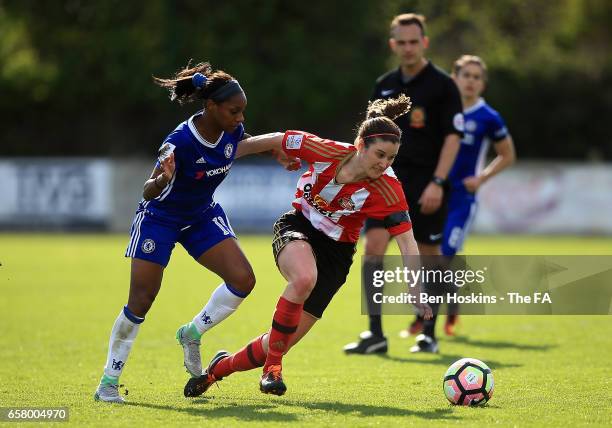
463, 98, 486, 115
188, 110, 224, 148
395, 60, 430, 85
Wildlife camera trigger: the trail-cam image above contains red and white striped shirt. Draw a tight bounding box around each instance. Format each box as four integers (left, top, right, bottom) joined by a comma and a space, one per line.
282, 130, 412, 243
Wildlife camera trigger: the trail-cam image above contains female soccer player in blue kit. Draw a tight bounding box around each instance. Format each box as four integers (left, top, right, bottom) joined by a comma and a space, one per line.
443, 55, 515, 256
94, 61, 296, 403
442, 55, 516, 332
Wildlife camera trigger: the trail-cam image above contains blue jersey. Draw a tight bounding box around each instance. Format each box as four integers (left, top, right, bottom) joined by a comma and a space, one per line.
448, 98, 508, 199
139, 110, 245, 224
442, 99, 509, 256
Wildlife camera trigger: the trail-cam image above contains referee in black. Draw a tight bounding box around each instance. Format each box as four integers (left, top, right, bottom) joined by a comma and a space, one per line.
344, 13, 463, 354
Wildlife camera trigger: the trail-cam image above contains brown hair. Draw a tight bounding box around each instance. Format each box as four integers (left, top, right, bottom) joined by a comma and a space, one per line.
153, 61, 237, 105
390, 13, 427, 37
453, 55, 488, 81
358, 94, 412, 146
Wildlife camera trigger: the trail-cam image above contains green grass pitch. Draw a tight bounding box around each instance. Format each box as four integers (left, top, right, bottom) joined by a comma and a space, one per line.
1, 234, 611, 426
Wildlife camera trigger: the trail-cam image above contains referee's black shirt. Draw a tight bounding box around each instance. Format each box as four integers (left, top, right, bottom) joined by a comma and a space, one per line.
371, 62, 464, 175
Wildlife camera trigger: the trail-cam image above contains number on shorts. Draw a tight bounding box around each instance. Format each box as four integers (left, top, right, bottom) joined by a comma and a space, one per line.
212, 216, 231, 235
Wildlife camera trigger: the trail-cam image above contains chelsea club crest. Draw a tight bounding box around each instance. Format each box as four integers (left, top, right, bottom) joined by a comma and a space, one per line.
224, 143, 234, 159
142, 239, 156, 254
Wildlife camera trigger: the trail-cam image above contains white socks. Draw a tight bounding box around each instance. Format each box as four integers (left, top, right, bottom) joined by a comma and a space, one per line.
191, 283, 247, 336
103, 306, 144, 379
100, 283, 247, 382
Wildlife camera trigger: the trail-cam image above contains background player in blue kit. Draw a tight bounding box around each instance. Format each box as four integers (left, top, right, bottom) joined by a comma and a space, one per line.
444, 55, 516, 257
436, 55, 516, 334
94, 61, 297, 403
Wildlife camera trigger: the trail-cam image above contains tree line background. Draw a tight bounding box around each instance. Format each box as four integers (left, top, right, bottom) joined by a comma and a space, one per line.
1, 0, 611, 160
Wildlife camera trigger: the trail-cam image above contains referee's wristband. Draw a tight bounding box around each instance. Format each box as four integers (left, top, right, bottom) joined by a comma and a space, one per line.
431, 176, 446, 187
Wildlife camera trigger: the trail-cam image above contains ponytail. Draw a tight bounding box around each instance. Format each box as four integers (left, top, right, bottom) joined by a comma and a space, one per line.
153, 60, 241, 105
357, 94, 411, 146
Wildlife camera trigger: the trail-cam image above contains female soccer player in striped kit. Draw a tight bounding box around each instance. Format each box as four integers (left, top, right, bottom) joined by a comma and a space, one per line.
184, 94, 433, 398
94, 61, 297, 403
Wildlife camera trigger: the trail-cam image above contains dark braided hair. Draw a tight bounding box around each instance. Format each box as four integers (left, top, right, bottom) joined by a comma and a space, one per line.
153, 61, 236, 105
357, 94, 412, 147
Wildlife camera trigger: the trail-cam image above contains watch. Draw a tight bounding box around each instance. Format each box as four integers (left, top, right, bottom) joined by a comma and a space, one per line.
431, 176, 446, 186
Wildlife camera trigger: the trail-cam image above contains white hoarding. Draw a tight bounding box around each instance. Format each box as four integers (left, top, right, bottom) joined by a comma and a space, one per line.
0, 159, 111, 228
474, 164, 612, 234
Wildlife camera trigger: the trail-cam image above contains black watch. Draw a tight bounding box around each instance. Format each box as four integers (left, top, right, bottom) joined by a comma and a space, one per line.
431, 176, 446, 187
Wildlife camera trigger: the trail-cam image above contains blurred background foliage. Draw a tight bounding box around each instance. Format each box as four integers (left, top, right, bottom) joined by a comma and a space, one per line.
1, 0, 610, 159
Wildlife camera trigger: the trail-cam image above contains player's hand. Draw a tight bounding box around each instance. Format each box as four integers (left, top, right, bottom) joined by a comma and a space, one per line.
273, 149, 302, 171
463, 175, 483, 193
418, 182, 443, 214
414, 302, 433, 320
160, 152, 175, 179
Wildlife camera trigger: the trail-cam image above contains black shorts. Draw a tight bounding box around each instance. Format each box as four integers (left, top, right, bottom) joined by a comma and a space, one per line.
272, 210, 356, 318
364, 172, 449, 245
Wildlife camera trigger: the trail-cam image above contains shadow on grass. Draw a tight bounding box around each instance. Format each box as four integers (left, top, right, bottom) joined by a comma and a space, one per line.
126, 396, 461, 422
373, 353, 522, 369
125, 399, 297, 422
448, 335, 556, 351
284, 400, 459, 421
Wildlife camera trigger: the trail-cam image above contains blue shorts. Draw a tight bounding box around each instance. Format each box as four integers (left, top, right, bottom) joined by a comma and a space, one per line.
124, 203, 236, 267
441, 196, 478, 257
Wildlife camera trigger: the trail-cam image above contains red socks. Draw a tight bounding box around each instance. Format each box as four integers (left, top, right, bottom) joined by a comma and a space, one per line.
264, 296, 303, 371
211, 296, 303, 379
212, 334, 267, 379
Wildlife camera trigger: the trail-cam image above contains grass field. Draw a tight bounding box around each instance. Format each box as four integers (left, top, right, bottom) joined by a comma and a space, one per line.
1, 234, 611, 426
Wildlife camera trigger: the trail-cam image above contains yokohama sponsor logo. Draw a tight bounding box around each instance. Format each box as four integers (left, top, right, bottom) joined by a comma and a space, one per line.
207, 163, 232, 177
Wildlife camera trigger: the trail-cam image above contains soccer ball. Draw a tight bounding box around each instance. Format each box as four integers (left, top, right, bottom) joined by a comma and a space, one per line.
443, 358, 494, 406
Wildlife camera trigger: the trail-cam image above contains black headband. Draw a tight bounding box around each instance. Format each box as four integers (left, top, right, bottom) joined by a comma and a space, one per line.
210, 80, 244, 102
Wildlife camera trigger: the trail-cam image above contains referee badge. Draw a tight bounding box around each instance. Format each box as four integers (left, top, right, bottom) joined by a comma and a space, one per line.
410, 107, 426, 128
453, 113, 465, 132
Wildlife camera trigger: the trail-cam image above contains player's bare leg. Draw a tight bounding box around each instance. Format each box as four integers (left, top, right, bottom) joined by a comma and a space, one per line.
259, 240, 316, 395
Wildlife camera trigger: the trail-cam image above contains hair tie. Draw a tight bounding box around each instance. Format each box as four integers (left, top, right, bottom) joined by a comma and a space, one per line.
363, 133, 400, 140
192, 72, 207, 89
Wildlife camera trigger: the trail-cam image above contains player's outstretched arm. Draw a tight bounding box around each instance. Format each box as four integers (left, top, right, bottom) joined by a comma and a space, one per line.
236, 132, 301, 170
394, 229, 433, 320
236, 132, 284, 158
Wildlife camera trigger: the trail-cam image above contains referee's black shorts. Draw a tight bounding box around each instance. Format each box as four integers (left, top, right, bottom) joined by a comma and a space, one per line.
364, 172, 449, 245
272, 210, 356, 319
